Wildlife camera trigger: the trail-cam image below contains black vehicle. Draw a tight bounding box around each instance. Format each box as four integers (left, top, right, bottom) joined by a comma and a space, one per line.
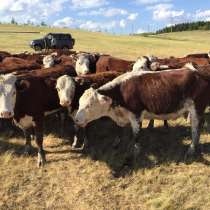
30, 33, 75, 51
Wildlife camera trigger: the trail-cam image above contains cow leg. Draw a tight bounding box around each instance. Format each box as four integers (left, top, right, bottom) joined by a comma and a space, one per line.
59, 111, 66, 138
129, 115, 141, 164
72, 125, 87, 150
164, 120, 169, 128
147, 119, 154, 128
34, 120, 46, 167
23, 128, 33, 155
186, 109, 203, 157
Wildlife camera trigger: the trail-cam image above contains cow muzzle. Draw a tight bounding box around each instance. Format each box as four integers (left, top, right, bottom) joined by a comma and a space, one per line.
0, 111, 13, 119
75, 112, 86, 127
60, 100, 71, 107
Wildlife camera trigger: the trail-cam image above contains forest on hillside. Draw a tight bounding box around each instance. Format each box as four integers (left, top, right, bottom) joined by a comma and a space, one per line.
156, 21, 210, 34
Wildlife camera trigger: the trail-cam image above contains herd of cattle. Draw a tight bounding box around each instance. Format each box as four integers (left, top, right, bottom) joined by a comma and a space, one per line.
1, 49, 210, 169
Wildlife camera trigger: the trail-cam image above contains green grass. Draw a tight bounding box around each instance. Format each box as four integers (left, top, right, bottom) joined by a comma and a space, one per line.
0, 24, 210, 210
0, 24, 210, 59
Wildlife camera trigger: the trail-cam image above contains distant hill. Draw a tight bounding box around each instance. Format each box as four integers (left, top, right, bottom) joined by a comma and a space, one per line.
156, 21, 210, 34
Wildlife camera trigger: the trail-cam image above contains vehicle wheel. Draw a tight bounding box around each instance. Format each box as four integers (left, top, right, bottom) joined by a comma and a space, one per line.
34, 45, 42, 51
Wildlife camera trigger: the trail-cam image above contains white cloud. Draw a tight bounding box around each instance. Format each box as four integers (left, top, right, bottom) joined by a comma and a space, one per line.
135, 0, 171, 5
79, 20, 116, 31
0, 0, 68, 24
119, 19, 126, 28
71, 0, 108, 9
149, 4, 185, 22
128, 13, 138, 21
195, 10, 210, 21
53, 17, 76, 27
79, 7, 128, 17
136, 28, 145, 33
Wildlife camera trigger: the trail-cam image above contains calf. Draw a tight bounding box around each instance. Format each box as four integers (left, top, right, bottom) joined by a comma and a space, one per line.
96, 55, 134, 73
56, 71, 122, 148
75, 68, 210, 164
0, 73, 70, 167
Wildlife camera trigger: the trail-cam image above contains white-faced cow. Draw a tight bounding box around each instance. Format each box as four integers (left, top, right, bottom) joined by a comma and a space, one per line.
75, 53, 100, 76
75, 68, 210, 165
0, 65, 77, 167
56, 72, 122, 148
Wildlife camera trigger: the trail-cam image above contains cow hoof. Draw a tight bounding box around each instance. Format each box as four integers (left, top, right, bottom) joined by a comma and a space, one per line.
112, 137, 121, 148
37, 152, 46, 167
24, 145, 33, 155
184, 145, 196, 161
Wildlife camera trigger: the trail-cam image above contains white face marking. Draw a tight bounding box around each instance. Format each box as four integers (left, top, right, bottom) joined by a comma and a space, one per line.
75, 88, 112, 127
43, 55, 55, 68
56, 75, 76, 107
15, 115, 35, 129
132, 57, 150, 72
0, 74, 17, 118
75, 54, 90, 75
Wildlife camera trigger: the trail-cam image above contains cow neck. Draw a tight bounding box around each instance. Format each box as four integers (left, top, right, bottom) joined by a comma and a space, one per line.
97, 84, 125, 108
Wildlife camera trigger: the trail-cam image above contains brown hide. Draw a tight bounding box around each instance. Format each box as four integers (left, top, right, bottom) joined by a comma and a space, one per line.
98, 69, 210, 116
71, 72, 122, 112
96, 55, 134, 73
0, 57, 41, 74
157, 57, 210, 69
16, 64, 76, 79
0, 51, 11, 62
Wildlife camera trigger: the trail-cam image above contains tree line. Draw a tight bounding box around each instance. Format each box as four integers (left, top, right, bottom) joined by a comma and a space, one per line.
156, 21, 210, 34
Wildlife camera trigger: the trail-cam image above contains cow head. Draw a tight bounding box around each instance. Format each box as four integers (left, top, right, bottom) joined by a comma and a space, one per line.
43, 52, 57, 68
132, 56, 150, 72
0, 74, 17, 118
56, 75, 76, 107
75, 88, 112, 127
75, 53, 91, 75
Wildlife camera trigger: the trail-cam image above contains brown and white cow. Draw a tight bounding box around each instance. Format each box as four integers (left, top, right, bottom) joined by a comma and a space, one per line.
0, 69, 76, 167
75, 68, 210, 164
56, 72, 122, 148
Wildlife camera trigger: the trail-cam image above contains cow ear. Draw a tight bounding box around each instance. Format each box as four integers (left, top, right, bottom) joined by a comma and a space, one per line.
99, 95, 112, 105
16, 79, 30, 91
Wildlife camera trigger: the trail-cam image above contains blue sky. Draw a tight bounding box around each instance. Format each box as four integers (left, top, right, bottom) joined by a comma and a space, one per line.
0, 0, 210, 34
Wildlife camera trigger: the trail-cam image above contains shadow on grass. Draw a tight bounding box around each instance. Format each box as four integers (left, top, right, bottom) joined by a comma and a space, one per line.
1, 116, 210, 177
75, 117, 210, 177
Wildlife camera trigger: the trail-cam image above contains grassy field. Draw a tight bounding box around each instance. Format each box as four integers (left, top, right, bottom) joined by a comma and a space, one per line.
1, 24, 210, 59
0, 24, 210, 210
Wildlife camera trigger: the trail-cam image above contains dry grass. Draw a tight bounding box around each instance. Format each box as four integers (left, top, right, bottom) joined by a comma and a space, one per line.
1, 24, 210, 210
